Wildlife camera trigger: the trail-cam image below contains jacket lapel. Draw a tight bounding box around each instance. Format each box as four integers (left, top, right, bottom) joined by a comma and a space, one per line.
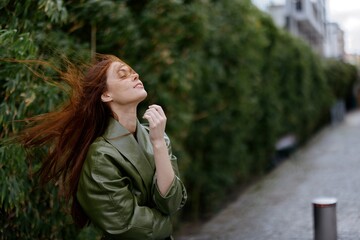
136, 123, 156, 169
102, 118, 154, 193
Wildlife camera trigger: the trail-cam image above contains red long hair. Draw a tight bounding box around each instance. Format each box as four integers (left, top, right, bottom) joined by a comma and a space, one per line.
16, 54, 122, 227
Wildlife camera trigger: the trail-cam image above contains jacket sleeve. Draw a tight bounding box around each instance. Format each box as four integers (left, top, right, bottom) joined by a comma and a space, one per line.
152, 133, 187, 215
77, 142, 172, 240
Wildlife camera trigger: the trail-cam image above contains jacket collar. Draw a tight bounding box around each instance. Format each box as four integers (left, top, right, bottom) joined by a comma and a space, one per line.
102, 118, 155, 191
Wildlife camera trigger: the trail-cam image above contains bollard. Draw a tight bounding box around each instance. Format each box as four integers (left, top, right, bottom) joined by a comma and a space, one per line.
312, 197, 337, 240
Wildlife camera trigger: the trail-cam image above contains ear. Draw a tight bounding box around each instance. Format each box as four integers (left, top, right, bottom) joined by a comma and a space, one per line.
101, 91, 112, 103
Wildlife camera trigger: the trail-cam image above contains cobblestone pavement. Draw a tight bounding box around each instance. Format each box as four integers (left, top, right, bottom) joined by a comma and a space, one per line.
178, 111, 360, 240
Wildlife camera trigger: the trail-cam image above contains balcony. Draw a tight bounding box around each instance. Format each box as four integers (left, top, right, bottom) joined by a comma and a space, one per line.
289, 0, 325, 37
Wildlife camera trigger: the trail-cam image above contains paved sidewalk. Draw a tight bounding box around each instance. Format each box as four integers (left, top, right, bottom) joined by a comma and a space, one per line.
178, 111, 360, 240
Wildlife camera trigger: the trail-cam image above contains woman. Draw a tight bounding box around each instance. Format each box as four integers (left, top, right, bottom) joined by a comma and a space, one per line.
18, 54, 187, 239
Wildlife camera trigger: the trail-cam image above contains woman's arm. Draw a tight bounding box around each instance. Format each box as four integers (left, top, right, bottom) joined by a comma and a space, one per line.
143, 104, 175, 196
152, 133, 187, 215
143, 105, 187, 215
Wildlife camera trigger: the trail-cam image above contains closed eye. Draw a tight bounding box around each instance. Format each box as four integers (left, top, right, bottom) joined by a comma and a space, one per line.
117, 69, 130, 79
117, 66, 137, 79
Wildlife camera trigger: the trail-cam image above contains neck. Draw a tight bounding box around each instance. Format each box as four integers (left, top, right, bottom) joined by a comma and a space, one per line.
111, 104, 138, 133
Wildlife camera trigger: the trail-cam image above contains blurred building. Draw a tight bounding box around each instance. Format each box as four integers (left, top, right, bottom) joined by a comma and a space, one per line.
268, 0, 326, 55
252, 0, 345, 59
324, 22, 345, 60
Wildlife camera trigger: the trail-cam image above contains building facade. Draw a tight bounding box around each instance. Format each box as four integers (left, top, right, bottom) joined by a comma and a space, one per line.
252, 0, 345, 59
267, 0, 327, 55
324, 22, 345, 60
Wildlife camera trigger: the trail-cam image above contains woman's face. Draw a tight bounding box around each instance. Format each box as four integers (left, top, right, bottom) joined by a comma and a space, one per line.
101, 61, 147, 106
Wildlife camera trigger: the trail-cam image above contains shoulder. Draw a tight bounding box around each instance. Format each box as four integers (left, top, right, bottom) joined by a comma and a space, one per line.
81, 137, 126, 184
88, 137, 116, 156
84, 137, 121, 169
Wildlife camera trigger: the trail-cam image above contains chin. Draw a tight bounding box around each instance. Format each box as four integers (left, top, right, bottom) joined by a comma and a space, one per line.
139, 90, 148, 101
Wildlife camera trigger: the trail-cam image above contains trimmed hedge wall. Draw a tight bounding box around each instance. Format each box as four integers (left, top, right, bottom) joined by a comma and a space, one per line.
0, 0, 358, 238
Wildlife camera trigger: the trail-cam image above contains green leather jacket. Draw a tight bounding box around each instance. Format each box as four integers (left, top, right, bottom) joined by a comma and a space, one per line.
77, 118, 187, 239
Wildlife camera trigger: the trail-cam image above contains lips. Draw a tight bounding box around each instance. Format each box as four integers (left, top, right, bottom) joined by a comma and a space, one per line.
134, 82, 143, 88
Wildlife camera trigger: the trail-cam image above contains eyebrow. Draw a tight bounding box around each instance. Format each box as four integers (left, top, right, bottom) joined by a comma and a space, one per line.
114, 63, 126, 72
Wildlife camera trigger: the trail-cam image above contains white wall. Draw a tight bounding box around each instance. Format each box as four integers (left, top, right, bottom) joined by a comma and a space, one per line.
324, 23, 345, 59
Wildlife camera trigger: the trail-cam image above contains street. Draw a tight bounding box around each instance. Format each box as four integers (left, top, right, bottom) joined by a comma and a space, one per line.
178, 111, 360, 240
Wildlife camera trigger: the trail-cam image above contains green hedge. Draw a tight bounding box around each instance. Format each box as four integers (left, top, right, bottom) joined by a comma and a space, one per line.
324, 59, 358, 100
0, 0, 358, 238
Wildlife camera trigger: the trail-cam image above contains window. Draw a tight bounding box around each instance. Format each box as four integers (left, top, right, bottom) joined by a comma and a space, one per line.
296, 0, 302, 11
285, 16, 290, 30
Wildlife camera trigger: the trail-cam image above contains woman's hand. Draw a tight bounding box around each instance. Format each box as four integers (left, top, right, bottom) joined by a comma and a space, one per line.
143, 104, 167, 144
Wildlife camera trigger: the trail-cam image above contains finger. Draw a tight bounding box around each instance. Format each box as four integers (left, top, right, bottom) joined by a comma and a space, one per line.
143, 110, 160, 126
145, 108, 163, 121
144, 111, 155, 120
143, 113, 155, 126
149, 105, 166, 117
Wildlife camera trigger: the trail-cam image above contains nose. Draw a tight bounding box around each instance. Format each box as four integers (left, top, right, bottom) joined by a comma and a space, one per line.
133, 73, 139, 81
